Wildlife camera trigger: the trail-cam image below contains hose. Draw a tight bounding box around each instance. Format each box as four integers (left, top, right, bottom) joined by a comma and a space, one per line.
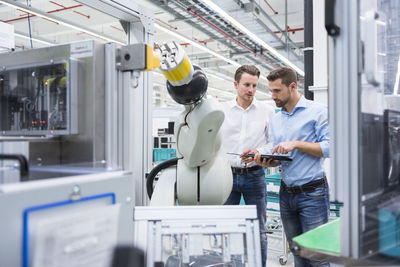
146, 158, 178, 199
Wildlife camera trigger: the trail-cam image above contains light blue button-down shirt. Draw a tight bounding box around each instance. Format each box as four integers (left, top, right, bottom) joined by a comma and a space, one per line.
270, 96, 329, 186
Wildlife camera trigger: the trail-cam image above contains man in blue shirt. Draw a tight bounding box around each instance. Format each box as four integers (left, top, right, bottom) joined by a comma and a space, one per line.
255, 67, 330, 267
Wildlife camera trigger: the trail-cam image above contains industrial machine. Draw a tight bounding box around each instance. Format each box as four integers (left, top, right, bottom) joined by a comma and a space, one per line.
0, 27, 234, 267
146, 42, 233, 206
0, 58, 76, 136
0, 42, 105, 168
0, 39, 149, 267
0, 1, 156, 266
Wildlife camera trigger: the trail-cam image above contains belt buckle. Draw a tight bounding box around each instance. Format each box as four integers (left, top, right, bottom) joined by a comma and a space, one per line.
285, 186, 298, 194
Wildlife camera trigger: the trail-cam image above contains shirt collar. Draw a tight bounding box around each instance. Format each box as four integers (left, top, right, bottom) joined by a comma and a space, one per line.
229, 97, 258, 110
281, 96, 307, 115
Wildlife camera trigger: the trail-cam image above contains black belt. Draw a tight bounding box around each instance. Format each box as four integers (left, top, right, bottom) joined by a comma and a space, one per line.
282, 177, 327, 194
231, 165, 262, 174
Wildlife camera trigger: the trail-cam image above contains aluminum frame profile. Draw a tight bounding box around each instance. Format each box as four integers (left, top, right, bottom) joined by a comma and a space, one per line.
329, 0, 361, 259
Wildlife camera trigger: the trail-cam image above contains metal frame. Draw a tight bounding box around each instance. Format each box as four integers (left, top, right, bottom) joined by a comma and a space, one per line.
77, 0, 153, 24
329, 0, 361, 259
105, 43, 119, 170
77, 0, 154, 206
134, 205, 262, 267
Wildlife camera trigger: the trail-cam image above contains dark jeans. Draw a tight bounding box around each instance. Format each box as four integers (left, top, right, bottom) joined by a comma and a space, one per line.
279, 182, 330, 267
224, 168, 267, 267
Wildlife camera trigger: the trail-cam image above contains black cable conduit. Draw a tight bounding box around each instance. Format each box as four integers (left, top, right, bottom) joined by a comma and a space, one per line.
146, 158, 179, 199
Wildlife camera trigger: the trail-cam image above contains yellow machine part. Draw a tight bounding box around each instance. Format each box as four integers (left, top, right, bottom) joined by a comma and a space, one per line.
44, 76, 67, 88
161, 54, 192, 83
145, 45, 160, 71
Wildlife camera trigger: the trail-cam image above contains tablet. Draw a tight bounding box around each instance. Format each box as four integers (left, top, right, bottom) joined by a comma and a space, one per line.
244, 153, 293, 161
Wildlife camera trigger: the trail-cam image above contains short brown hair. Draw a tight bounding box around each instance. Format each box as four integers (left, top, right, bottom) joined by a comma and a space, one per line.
267, 67, 297, 86
234, 65, 260, 83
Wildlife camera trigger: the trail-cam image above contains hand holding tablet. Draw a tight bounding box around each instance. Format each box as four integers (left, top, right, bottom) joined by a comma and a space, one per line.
243, 153, 293, 161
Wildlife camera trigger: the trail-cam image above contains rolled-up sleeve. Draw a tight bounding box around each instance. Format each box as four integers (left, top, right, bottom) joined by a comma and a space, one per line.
315, 107, 330, 158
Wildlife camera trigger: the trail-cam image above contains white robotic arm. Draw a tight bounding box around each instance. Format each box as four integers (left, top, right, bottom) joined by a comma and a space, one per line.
149, 42, 232, 206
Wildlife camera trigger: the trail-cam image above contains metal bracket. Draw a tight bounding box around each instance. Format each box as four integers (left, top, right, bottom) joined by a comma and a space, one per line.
325, 0, 340, 37
116, 44, 146, 71
139, 12, 154, 35
303, 47, 314, 52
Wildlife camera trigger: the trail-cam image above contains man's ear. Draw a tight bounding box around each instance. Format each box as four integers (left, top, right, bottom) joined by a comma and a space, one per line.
234, 81, 238, 90
290, 82, 297, 91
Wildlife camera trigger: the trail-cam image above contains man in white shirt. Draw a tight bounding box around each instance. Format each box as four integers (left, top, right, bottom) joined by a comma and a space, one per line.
220, 65, 274, 267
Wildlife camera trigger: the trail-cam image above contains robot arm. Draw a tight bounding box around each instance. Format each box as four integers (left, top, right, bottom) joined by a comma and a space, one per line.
148, 42, 233, 206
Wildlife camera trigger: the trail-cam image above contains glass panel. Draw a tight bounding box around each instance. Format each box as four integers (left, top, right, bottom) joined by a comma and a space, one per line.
0, 62, 70, 135
0, 41, 123, 184
359, 0, 400, 260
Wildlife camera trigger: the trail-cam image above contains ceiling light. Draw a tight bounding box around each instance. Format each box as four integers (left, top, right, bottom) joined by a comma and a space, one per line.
155, 23, 240, 68
205, 69, 234, 82
0, 0, 125, 45
201, 0, 305, 76
155, 24, 271, 94
14, 31, 54, 46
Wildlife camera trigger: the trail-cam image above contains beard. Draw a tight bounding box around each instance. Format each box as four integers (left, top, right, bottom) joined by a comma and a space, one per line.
274, 97, 288, 108
274, 100, 283, 107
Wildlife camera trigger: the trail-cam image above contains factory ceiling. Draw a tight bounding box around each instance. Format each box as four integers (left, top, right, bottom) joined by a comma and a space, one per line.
0, 0, 305, 106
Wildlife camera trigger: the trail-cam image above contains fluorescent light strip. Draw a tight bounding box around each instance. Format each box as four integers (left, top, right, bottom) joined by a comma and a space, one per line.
394, 55, 400, 95
155, 24, 271, 91
14, 32, 54, 46
206, 71, 228, 81
0, 0, 125, 46
201, 0, 304, 76
360, 16, 386, 26
155, 23, 240, 67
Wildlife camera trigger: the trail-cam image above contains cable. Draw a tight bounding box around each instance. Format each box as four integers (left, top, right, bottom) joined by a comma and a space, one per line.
146, 157, 179, 199
183, 105, 193, 126
184, 101, 201, 126
26, 0, 33, 48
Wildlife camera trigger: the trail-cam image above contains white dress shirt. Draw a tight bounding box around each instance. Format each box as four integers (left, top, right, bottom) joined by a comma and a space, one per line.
220, 98, 275, 168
